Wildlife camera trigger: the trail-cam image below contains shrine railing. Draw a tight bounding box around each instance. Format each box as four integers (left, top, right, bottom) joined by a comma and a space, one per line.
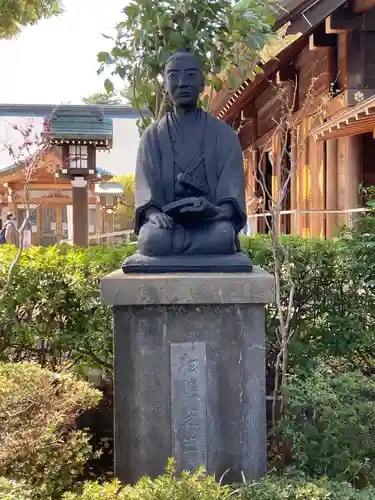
245, 207, 370, 235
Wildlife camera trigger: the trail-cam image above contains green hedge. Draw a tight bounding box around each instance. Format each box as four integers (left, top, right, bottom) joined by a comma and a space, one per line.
280, 370, 375, 487
1, 223, 375, 380
0, 244, 135, 376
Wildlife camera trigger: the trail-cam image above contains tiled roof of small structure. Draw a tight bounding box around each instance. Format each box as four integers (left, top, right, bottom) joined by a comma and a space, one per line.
94, 182, 124, 195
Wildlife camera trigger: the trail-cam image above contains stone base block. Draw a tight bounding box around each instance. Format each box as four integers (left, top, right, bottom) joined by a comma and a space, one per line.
122, 251, 253, 274
101, 267, 274, 485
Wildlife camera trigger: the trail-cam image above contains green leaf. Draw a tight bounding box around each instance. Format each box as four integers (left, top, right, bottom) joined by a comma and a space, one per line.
200, 94, 210, 110
227, 72, 236, 90
104, 78, 114, 94
212, 75, 223, 92
124, 3, 140, 21
183, 22, 195, 40
97, 51, 111, 64
116, 66, 127, 79
169, 31, 185, 48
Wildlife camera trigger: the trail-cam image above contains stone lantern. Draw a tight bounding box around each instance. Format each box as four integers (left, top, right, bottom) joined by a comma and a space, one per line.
94, 181, 125, 236
43, 106, 113, 247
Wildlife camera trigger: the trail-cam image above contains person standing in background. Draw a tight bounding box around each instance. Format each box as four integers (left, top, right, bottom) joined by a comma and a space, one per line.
4, 213, 18, 246
244, 189, 263, 236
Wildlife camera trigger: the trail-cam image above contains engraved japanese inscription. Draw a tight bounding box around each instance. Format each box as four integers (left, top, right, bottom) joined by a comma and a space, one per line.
170, 342, 207, 472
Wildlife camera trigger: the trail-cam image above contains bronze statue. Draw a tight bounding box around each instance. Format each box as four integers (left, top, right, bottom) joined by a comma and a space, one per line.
123, 49, 252, 273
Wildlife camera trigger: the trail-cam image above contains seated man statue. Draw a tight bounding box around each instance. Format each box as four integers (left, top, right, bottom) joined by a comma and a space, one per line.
123, 49, 252, 273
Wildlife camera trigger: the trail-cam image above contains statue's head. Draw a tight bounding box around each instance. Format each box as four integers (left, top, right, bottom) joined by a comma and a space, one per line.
164, 49, 204, 109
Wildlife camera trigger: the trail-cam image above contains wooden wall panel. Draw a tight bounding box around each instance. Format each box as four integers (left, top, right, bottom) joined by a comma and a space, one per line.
326, 139, 338, 237
296, 46, 332, 106
290, 131, 298, 235
255, 86, 282, 139
336, 135, 362, 227
337, 32, 349, 90
308, 137, 325, 237
295, 118, 312, 237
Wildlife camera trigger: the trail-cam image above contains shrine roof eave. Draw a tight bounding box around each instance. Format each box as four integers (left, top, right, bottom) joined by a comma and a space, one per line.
214, 34, 308, 123
213, 0, 355, 122
0, 162, 114, 182
311, 95, 375, 141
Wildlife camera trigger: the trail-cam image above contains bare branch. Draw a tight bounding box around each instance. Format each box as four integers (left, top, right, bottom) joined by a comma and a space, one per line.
240, 72, 336, 433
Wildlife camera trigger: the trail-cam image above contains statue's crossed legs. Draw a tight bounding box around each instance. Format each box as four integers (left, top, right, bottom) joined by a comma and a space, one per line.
138, 220, 236, 256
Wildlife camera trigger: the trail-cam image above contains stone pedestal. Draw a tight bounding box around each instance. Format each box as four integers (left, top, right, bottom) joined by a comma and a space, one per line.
101, 267, 274, 484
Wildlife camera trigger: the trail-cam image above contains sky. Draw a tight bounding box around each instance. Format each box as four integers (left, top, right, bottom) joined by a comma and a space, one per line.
0, 0, 139, 174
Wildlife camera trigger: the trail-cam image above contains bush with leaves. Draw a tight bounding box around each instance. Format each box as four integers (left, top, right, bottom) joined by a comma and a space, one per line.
0, 244, 135, 376
0, 362, 101, 499
0, 478, 33, 500
239, 472, 375, 499
279, 369, 375, 487
62, 462, 375, 499
242, 231, 375, 387
1, 224, 375, 381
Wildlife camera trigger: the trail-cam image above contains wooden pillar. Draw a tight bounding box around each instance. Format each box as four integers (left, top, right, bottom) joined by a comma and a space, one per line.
346, 135, 361, 214
310, 137, 324, 238
298, 118, 311, 238
326, 139, 338, 238
71, 177, 88, 247
290, 131, 298, 235
271, 132, 282, 233
96, 200, 102, 244
337, 135, 361, 228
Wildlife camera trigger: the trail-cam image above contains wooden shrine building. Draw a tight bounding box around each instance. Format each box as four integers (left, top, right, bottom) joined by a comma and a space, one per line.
0, 149, 125, 246
211, 0, 375, 238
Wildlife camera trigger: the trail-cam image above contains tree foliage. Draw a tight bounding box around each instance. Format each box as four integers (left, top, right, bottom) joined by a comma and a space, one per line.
98, 0, 278, 134
82, 92, 124, 106
111, 174, 135, 225
0, 0, 62, 39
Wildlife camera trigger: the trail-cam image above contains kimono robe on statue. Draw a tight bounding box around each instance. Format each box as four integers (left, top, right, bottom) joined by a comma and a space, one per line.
135, 109, 246, 256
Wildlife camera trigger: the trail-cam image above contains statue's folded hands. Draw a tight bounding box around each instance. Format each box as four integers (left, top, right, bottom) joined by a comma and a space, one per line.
146, 209, 175, 229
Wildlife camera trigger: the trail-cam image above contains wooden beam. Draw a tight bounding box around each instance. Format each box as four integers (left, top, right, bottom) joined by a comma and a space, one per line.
325, 5, 360, 32
241, 100, 256, 120
362, 8, 375, 30
277, 63, 296, 83
309, 25, 337, 50
12, 182, 71, 191
352, 0, 375, 13
286, 0, 347, 36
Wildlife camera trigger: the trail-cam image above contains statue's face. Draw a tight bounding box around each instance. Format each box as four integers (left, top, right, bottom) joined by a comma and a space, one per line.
164, 54, 204, 109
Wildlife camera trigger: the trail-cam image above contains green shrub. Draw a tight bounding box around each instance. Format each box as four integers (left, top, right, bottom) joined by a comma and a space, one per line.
1, 226, 375, 380
243, 232, 375, 381
0, 244, 135, 376
280, 370, 375, 486
0, 362, 101, 499
239, 472, 375, 499
62, 465, 375, 499
0, 478, 33, 500
63, 461, 233, 499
